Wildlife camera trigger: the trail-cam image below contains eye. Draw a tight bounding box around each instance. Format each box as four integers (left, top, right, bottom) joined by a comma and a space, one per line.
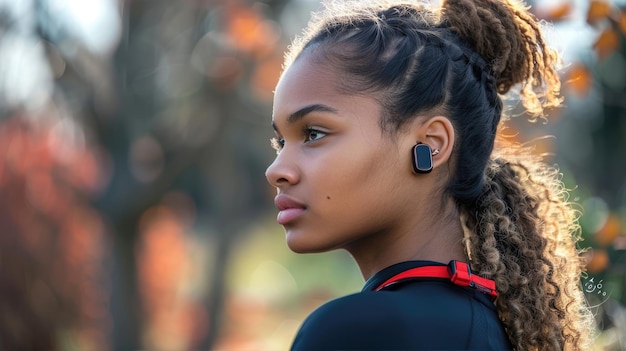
304, 128, 327, 143
270, 137, 284, 153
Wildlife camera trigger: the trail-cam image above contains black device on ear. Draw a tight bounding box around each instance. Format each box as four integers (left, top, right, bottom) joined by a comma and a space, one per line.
411, 143, 433, 174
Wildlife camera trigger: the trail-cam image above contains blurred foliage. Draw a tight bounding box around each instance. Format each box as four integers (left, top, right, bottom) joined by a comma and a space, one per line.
0, 0, 625, 350
0, 118, 109, 351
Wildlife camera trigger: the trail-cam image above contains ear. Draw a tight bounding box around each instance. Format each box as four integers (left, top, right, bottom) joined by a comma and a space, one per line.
413, 116, 455, 170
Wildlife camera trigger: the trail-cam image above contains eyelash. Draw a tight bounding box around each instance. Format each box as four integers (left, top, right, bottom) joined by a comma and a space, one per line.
270, 126, 327, 152
270, 137, 284, 152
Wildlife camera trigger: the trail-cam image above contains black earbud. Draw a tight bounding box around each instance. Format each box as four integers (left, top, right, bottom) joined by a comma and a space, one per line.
411, 143, 433, 174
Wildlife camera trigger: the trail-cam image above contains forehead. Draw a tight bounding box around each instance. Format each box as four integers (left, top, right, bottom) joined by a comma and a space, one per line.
273, 54, 344, 117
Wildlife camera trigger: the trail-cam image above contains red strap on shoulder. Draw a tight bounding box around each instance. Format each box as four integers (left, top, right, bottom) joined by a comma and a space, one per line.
374, 261, 498, 299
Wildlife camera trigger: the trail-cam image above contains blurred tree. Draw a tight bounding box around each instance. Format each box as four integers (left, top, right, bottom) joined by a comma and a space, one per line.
97, 0, 286, 349
0, 0, 113, 349
94, 0, 280, 349
2, 0, 288, 349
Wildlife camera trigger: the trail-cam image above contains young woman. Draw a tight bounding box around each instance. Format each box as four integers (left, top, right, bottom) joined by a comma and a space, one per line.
265, 0, 595, 349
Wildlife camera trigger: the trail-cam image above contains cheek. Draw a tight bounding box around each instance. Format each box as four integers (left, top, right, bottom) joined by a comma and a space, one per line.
313, 141, 401, 199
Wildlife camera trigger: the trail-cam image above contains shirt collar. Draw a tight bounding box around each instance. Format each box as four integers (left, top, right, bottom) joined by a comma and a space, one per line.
361, 260, 447, 292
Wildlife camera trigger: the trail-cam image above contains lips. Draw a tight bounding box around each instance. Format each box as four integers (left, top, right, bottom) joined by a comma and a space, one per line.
274, 194, 306, 225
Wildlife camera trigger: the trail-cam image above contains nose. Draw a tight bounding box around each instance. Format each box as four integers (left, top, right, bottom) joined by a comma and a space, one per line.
265, 151, 300, 187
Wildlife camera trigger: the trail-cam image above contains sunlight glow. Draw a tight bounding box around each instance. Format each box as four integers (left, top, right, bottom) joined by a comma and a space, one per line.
46, 0, 121, 55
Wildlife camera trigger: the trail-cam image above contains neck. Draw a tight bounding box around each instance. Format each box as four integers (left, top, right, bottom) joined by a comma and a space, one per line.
346, 202, 467, 281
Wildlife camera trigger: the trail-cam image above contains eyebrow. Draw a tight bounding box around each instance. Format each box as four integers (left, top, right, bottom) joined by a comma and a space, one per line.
272, 104, 339, 131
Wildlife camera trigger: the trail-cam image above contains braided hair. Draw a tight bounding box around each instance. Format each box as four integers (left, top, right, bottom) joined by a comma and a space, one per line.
282, 0, 594, 349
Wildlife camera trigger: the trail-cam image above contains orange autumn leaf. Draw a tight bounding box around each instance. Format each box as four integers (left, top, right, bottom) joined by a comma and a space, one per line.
227, 6, 262, 49
593, 27, 619, 60
565, 63, 593, 96
225, 5, 278, 56
595, 215, 621, 246
543, 2, 574, 21
586, 249, 609, 273
587, 0, 612, 24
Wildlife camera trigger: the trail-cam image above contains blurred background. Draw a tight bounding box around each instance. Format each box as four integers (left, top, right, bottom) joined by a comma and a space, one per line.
0, 0, 624, 350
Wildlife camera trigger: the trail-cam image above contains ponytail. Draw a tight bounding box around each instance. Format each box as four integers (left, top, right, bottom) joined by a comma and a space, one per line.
460, 143, 594, 350
441, 1, 593, 348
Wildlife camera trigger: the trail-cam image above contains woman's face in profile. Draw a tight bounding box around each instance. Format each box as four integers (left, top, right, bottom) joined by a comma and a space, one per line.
266, 53, 421, 254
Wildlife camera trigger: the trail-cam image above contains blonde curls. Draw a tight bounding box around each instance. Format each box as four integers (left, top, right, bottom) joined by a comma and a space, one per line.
460, 141, 595, 350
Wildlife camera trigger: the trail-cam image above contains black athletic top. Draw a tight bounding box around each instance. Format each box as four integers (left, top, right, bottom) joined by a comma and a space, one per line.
291, 260, 513, 350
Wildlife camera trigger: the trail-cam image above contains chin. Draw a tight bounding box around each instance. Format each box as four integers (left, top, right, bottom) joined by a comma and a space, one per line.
285, 230, 334, 254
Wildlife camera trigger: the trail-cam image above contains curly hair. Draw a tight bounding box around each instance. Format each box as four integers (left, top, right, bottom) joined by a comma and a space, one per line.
463, 140, 594, 350
282, 0, 595, 349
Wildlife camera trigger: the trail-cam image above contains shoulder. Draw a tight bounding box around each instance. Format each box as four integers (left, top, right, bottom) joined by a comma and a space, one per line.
291, 292, 412, 350
291, 281, 495, 350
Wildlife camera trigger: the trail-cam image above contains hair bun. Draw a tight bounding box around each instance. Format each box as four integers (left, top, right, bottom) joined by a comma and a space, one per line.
441, 0, 562, 116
